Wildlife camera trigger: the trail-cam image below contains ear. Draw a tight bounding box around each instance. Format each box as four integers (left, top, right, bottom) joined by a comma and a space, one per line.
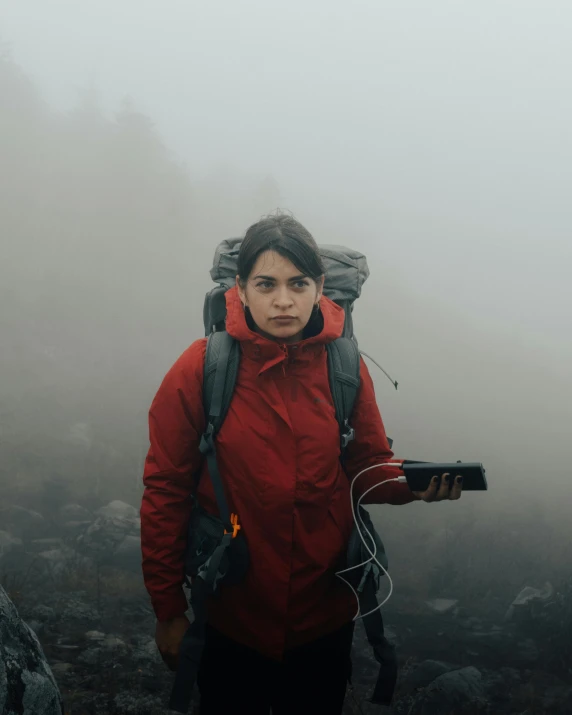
316, 274, 325, 302
236, 275, 246, 306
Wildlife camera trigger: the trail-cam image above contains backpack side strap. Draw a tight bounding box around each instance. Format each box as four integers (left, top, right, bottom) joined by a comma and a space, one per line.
199, 330, 241, 530
326, 337, 361, 451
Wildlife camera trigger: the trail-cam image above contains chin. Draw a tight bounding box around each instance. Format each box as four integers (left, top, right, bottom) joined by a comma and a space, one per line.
269, 328, 298, 340
265, 324, 303, 342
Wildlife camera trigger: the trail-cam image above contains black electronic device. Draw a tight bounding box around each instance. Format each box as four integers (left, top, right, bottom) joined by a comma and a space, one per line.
401, 461, 488, 492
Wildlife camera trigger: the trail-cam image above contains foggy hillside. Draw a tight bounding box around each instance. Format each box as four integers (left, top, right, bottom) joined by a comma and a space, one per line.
2, 44, 570, 528
0, 50, 282, 506
1, 36, 571, 595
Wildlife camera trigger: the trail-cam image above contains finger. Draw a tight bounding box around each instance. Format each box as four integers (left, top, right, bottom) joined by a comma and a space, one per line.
435, 473, 451, 501
421, 475, 439, 502
449, 475, 463, 500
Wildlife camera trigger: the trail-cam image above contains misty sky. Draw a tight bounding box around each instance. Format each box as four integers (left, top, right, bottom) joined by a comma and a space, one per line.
2, 0, 571, 356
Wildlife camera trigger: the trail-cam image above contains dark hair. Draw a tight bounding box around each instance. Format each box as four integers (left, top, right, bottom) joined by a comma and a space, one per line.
237, 212, 325, 284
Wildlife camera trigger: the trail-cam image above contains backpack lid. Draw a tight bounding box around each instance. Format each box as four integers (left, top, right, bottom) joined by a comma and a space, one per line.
210, 238, 243, 290
210, 238, 370, 305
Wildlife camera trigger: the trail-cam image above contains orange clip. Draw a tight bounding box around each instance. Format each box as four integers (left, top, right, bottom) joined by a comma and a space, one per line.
224, 513, 241, 539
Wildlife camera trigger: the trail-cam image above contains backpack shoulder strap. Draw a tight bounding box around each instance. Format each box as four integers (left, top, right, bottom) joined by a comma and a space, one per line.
199, 330, 241, 529
326, 337, 361, 451
202, 330, 241, 436
169, 332, 242, 713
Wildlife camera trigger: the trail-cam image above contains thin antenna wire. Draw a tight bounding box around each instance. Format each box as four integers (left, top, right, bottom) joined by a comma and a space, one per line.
360, 350, 399, 390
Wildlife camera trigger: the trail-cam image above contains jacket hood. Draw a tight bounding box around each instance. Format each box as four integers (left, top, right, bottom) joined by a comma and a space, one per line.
223, 285, 345, 371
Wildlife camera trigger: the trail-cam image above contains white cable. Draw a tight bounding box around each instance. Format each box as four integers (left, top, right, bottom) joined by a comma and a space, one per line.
334, 462, 407, 621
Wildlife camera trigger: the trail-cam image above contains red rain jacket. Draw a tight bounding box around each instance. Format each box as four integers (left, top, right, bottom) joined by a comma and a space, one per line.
140, 286, 415, 660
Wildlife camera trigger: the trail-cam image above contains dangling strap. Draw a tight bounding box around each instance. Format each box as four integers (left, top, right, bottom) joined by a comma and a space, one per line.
359, 573, 398, 705
168, 534, 233, 712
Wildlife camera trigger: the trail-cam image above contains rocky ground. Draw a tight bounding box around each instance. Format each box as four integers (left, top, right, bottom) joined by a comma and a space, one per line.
1, 498, 571, 715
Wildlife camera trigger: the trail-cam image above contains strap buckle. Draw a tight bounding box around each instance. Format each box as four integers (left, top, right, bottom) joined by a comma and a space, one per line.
199, 422, 215, 455
223, 513, 241, 539
341, 419, 355, 450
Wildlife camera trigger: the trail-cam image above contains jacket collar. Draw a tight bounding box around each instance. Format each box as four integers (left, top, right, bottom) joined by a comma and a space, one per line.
223, 285, 345, 373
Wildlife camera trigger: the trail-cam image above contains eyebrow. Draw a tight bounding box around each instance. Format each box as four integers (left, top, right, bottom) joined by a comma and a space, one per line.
253, 274, 308, 281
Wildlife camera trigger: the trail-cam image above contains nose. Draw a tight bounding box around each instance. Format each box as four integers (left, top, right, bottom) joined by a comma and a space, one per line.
273, 286, 294, 309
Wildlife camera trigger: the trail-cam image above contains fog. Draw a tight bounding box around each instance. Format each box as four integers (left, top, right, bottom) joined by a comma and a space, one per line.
2, 0, 572, 643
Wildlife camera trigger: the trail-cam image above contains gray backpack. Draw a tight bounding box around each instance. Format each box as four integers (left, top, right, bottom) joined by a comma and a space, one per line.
204, 237, 368, 339
169, 240, 398, 713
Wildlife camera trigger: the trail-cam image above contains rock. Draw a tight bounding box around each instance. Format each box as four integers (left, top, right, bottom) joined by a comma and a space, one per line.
51, 644, 80, 654
0, 584, 64, 714
36, 546, 94, 579
424, 598, 458, 615
61, 597, 100, 628
79, 514, 138, 549
407, 660, 457, 690
505, 583, 554, 621
50, 662, 74, 676
131, 637, 161, 665
0, 505, 47, 540
101, 635, 127, 651
417, 666, 487, 714
112, 692, 165, 715
85, 630, 106, 642
77, 647, 103, 666
97, 500, 138, 521
77, 504, 141, 570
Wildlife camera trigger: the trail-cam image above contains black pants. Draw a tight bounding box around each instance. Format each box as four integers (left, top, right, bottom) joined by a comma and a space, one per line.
197, 621, 355, 715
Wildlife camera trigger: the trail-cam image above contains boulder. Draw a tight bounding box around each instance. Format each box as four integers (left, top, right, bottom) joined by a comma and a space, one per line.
505, 583, 554, 622
407, 660, 457, 690
417, 666, 487, 715
96, 500, 138, 521
424, 598, 458, 615
0, 584, 64, 714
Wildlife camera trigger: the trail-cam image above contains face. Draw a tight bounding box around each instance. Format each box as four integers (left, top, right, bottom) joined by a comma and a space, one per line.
237, 250, 324, 344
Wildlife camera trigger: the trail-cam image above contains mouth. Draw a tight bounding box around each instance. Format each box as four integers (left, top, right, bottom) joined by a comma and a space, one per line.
272, 316, 297, 323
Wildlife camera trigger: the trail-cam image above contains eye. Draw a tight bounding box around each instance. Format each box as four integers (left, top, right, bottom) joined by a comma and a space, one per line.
255, 280, 274, 290
293, 280, 310, 289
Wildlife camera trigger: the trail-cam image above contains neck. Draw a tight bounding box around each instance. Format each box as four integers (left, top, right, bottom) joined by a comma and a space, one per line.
245, 308, 323, 345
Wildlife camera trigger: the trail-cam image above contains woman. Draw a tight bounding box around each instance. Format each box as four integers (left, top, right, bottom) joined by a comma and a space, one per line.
140, 213, 462, 715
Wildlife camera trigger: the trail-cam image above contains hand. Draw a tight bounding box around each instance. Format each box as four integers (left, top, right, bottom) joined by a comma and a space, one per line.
155, 614, 191, 671
413, 473, 463, 502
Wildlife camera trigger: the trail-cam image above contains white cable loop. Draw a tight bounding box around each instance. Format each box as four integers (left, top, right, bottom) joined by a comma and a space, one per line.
335, 462, 405, 620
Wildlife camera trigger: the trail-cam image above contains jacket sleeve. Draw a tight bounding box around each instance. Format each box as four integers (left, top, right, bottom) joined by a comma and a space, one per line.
342, 356, 416, 506
140, 338, 207, 621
